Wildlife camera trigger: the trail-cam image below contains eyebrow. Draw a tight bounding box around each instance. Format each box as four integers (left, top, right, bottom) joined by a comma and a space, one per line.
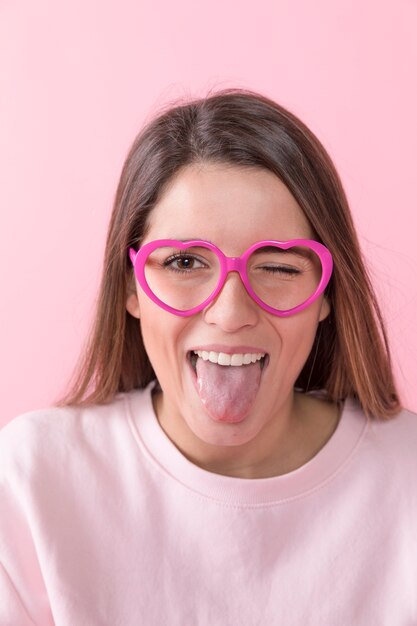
176, 238, 215, 244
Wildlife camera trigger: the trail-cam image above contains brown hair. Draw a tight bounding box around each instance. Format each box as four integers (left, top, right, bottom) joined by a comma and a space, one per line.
54, 88, 401, 419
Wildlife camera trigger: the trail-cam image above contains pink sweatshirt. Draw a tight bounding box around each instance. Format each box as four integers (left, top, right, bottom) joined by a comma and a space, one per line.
1, 381, 417, 625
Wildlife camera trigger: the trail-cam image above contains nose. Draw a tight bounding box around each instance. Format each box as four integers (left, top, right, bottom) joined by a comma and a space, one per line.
202, 270, 259, 331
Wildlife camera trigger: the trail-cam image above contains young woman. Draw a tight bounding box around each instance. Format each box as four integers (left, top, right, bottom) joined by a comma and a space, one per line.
1, 89, 416, 625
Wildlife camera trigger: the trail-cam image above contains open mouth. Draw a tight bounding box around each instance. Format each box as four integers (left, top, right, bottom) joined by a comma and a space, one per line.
186, 350, 270, 423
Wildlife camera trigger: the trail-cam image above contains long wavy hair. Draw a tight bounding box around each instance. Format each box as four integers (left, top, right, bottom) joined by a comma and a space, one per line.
54, 88, 401, 419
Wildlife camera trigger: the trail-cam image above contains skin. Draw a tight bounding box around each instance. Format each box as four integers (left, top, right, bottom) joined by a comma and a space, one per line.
126, 163, 341, 479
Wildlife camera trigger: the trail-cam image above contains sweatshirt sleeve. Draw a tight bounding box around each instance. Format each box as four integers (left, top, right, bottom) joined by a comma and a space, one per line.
0, 416, 55, 625
0, 561, 36, 626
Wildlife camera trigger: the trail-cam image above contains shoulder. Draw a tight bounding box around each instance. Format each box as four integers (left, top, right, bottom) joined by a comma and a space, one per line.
303, 393, 417, 482
0, 390, 144, 482
365, 405, 417, 459
335, 401, 417, 491
1, 394, 123, 441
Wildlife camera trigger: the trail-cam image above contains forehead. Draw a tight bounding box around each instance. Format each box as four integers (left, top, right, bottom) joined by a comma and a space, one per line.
143, 163, 315, 248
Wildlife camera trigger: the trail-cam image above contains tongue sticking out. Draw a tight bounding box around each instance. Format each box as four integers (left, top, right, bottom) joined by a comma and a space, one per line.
195, 358, 263, 423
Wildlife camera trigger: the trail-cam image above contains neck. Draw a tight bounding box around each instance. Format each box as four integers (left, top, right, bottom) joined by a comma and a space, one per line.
151, 389, 339, 479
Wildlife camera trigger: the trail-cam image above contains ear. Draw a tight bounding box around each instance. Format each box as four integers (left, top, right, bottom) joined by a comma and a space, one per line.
318, 295, 331, 322
126, 287, 141, 319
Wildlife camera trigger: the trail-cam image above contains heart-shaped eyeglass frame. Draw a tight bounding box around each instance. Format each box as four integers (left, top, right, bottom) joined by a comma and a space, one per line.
128, 239, 333, 317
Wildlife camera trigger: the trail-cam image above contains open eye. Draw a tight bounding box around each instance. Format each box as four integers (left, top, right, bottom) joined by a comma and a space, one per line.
164, 253, 207, 273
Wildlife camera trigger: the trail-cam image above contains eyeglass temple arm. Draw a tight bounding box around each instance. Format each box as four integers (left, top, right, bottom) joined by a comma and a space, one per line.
128, 248, 137, 265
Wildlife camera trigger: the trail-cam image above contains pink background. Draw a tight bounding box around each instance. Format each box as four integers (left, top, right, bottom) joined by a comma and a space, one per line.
1, 0, 416, 426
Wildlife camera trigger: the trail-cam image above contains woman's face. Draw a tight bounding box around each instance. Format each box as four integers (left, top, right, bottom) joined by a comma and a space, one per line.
126, 163, 330, 466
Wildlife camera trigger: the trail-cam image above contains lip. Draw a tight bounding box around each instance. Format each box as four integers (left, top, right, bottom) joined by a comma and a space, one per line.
188, 344, 269, 355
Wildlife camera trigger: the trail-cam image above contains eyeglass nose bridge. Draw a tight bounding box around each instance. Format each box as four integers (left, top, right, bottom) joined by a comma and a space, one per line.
225, 256, 244, 272
213, 255, 252, 300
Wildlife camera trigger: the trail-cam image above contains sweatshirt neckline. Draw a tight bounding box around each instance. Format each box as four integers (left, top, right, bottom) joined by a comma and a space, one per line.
125, 381, 368, 506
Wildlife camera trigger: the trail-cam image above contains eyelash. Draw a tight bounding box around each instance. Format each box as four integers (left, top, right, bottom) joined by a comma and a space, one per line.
261, 265, 300, 275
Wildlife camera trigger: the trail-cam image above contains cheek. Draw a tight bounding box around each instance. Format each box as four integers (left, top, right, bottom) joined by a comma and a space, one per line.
137, 300, 167, 356
278, 307, 322, 366
137, 300, 186, 370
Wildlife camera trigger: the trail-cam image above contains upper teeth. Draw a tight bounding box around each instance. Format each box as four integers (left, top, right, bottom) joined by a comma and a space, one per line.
193, 350, 265, 366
